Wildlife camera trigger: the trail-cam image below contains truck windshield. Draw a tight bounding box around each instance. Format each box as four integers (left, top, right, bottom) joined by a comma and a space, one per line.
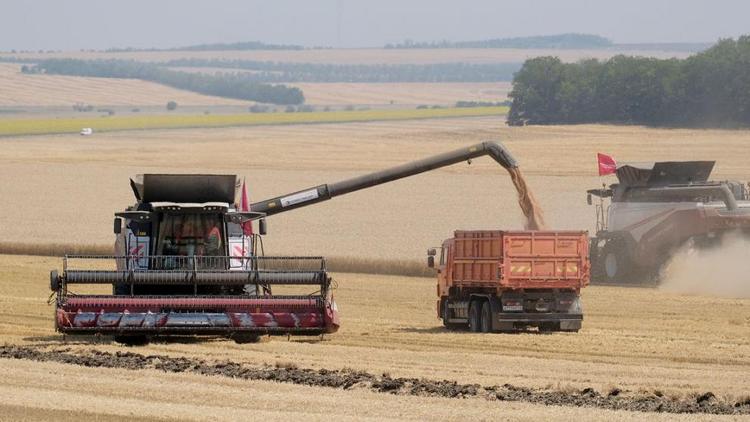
156, 213, 224, 257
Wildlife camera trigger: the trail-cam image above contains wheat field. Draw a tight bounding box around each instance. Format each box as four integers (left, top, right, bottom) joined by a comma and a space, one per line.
0, 116, 748, 262
1, 254, 748, 420
290, 82, 511, 106
1, 115, 750, 419
0, 63, 246, 107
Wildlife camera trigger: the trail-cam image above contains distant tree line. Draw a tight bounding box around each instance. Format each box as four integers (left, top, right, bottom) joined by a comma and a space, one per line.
29, 59, 304, 105
105, 40, 304, 53
164, 58, 521, 82
507, 36, 750, 127
385, 33, 613, 49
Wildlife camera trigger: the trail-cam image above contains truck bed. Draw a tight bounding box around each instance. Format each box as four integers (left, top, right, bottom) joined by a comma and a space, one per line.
449, 230, 589, 291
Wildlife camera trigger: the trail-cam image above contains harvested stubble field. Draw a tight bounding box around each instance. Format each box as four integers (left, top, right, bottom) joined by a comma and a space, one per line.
0, 106, 507, 136
0, 63, 245, 107
289, 82, 511, 106
1, 115, 750, 419
0, 116, 748, 262
0, 255, 749, 420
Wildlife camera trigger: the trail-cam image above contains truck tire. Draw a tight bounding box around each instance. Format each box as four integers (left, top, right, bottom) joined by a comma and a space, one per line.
468, 301, 481, 332
480, 301, 492, 333
600, 239, 633, 284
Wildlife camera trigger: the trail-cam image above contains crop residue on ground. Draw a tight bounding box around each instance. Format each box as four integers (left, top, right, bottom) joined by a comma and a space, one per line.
1, 345, 747, 415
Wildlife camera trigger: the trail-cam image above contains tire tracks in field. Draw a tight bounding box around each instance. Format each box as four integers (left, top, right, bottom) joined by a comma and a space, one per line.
1, 344, 748, 415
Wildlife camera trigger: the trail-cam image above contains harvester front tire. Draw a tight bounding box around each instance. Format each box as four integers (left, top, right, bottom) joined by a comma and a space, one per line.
480, 301, 492, 333
601, 240, 633, 284
468, 301, 481, 332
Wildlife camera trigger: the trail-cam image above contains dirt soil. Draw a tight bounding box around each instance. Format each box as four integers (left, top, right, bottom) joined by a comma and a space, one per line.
1, 344, 746, 415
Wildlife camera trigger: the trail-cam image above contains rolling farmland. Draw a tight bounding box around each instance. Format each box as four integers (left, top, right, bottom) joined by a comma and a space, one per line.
1, 44, 749, 420
0, 106, 508, 136
1, 255, 749, 419
0, 63, 245, 107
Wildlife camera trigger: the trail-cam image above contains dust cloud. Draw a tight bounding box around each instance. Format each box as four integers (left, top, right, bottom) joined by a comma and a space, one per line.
507, 167, 546, 230
659, 232, 750, 298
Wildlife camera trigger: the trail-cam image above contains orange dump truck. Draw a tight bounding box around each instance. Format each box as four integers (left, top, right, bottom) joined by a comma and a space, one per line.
428, 230, 589, 332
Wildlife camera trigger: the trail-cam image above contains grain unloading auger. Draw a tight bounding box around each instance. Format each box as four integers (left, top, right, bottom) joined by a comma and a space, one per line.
50, 142, 518, 343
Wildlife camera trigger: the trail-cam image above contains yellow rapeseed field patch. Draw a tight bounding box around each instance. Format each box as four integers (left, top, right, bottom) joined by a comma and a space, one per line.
0, 106, 508, 137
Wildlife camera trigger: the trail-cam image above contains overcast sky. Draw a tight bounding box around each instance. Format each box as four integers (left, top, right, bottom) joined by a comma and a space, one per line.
2, 0, 748, 51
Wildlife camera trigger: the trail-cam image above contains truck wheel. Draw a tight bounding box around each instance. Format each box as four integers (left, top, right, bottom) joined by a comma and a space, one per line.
601, 240, 633, 283
480, 301, 492, 333
468, 301, 481, 332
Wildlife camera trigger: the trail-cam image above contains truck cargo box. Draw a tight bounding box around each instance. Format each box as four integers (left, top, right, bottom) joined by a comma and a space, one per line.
449, 230, 589, 291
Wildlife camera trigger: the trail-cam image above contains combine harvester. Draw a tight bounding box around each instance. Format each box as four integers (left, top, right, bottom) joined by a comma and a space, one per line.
51, 142, 533, 343
587, 160, 750, 283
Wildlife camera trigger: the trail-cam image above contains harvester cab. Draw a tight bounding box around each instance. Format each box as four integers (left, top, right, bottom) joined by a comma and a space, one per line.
587, 161, 750, 284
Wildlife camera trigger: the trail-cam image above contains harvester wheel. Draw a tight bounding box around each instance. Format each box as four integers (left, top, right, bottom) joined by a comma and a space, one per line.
600, 240, 633, 284
468, 301, 481, 332
114, 335, 149, 346
49, 270, 59, 291
480, 301, 492, 333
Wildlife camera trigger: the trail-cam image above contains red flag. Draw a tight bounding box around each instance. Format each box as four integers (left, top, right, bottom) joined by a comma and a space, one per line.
240, 178, 253, 235
597, 153, 617, 176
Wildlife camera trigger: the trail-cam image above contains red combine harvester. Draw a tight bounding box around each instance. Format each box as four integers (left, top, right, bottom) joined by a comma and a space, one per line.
50, 142, 522, 343
430, 230, 589, 332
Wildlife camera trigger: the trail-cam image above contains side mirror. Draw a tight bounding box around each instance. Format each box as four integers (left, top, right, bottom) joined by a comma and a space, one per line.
586, 193, 592, 205
427, 255, 435, 268
258, 218, 268, 235
114, 217, 122, 234
427, 248, 437, 256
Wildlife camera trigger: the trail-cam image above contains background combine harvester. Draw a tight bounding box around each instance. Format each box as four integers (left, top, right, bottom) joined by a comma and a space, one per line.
587, 161, 750, 284
51, 141, 537, 343
431, 230, 589, 332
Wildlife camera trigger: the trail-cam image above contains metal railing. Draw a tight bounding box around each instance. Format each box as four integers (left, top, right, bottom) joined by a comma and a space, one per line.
60, 255, 328, 287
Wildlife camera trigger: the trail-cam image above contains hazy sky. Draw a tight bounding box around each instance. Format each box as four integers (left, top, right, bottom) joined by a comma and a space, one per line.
2, 0, 748, 51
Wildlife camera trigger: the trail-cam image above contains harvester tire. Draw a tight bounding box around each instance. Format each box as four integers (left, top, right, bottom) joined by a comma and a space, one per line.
50, 270, 59, 291
468, 301, 481, 332
480, 301, 492, 333
600, 239, 633, 284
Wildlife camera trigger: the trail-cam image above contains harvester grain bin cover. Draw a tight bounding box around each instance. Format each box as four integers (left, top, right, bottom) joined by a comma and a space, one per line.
616, 161, 714, 187
131, 174, 237, 203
